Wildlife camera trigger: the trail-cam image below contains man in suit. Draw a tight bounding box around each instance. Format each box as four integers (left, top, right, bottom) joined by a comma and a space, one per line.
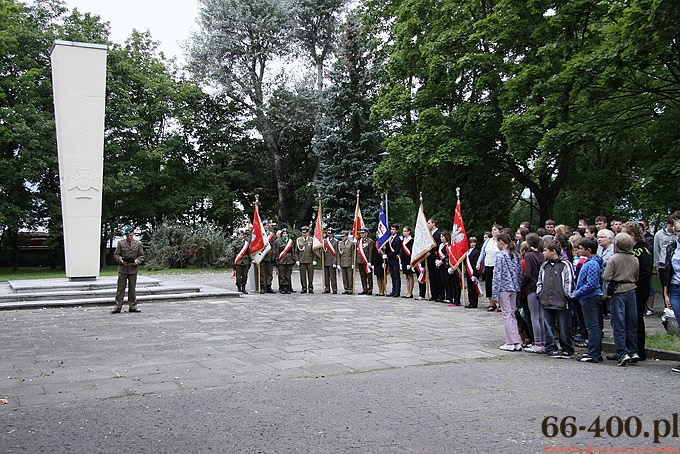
323, 228, 339, 294
427, 218, 443, 301
386, 224, 402, 297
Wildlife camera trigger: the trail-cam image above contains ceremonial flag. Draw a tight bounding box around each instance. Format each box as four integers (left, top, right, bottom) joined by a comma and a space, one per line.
313, 200, 323, 250
250, 205, 271, 264
446, 199, 469, 269
410, 203, 436, 267
376, 203, 389, 250
351, 197, 365, 240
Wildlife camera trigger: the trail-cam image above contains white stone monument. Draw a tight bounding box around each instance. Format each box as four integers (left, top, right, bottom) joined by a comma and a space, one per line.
50, 41, 107, 280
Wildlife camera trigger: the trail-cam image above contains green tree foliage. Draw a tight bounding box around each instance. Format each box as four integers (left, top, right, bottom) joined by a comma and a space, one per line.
103, 31, 215, 240
189, 0, 347, 227
189, 0, 300, 224
314, 15, 383, 231
365, 0, 516, 234
364, 0, 678, 230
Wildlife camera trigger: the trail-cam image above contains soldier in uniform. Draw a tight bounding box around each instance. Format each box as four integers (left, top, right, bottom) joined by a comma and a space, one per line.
295, 226, 316, 293
273, 228, 295, 294
231, 229, 251, 294
338, 231, 355, 294
323, 228, 339, 294
356, 227, 374, 295
258, 220, 276, 294
112, 226, 145, 313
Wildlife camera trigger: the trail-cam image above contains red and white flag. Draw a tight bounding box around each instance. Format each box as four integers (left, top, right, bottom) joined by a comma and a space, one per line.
410, 203, 436, 267
446, 200, 469, 269
250, 205, 271, 265
313, 200, 323, 251
351, 197, 365, 240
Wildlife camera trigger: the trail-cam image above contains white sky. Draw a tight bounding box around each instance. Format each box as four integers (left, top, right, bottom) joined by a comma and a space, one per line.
63, 0, 200, 63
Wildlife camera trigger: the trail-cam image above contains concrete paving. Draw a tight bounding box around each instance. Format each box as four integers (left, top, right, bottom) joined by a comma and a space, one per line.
0, 275, 238, 310
1, 270, 678, 453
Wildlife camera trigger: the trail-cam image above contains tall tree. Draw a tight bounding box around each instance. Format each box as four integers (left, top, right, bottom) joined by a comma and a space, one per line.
314, 14, 383, 230
103, 30, 210, 235
364, 0, 516, 233
189, 0, 300, 223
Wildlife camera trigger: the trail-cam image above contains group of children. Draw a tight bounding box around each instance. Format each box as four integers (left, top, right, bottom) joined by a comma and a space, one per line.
486, 221, 647, 367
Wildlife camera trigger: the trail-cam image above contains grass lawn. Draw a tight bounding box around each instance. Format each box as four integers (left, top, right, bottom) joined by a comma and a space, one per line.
645, 333, 680, 353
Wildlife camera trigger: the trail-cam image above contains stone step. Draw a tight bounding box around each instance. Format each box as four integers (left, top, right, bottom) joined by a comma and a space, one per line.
0, 276, 240, 310
0, 290, 239, 310
8, 276, 161, 293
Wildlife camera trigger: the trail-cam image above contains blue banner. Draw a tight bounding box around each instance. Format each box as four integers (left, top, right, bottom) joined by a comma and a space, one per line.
376, 203, 389, 250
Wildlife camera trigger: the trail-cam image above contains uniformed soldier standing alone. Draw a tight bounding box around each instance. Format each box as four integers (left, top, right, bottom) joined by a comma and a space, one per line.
112, 226, 145, 313
273, 228, 295, 294
295, 226, 316, 293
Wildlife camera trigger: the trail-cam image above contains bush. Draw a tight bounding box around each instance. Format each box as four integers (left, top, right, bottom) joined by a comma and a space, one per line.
146, 221, 232, 270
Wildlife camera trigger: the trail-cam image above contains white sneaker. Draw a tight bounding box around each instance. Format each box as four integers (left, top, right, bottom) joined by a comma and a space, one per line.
499, 343, 520, 351
525, 345, 543, 353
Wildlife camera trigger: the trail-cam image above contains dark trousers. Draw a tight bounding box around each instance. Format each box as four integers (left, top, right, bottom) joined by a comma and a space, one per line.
388, 260, 401, 295
259, 261, 273, 288
484, 266, 494, 299
299, 263, 314, 291
358, 264, 373, 293
341, 266, 353, 292
428, 260, 443, 299
115, 272, 138, 309
465, 275, 479, 307
544, 308, 573, 355
636, 282, 650, 359
324, 266, 337, 292
278, 264, 293, 290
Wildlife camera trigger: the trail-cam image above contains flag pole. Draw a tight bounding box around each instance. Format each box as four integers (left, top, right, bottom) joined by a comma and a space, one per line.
381, 197, 386, 293
319, 195, 324, 292
454, 187, 464, 306
420, 192, 431, 300
255, 195, 261, 294
352, 190, 359, 295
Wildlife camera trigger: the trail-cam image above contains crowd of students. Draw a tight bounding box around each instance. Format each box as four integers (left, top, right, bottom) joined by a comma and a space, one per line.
476, 213, 680, 374
230, 213, 680, 374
